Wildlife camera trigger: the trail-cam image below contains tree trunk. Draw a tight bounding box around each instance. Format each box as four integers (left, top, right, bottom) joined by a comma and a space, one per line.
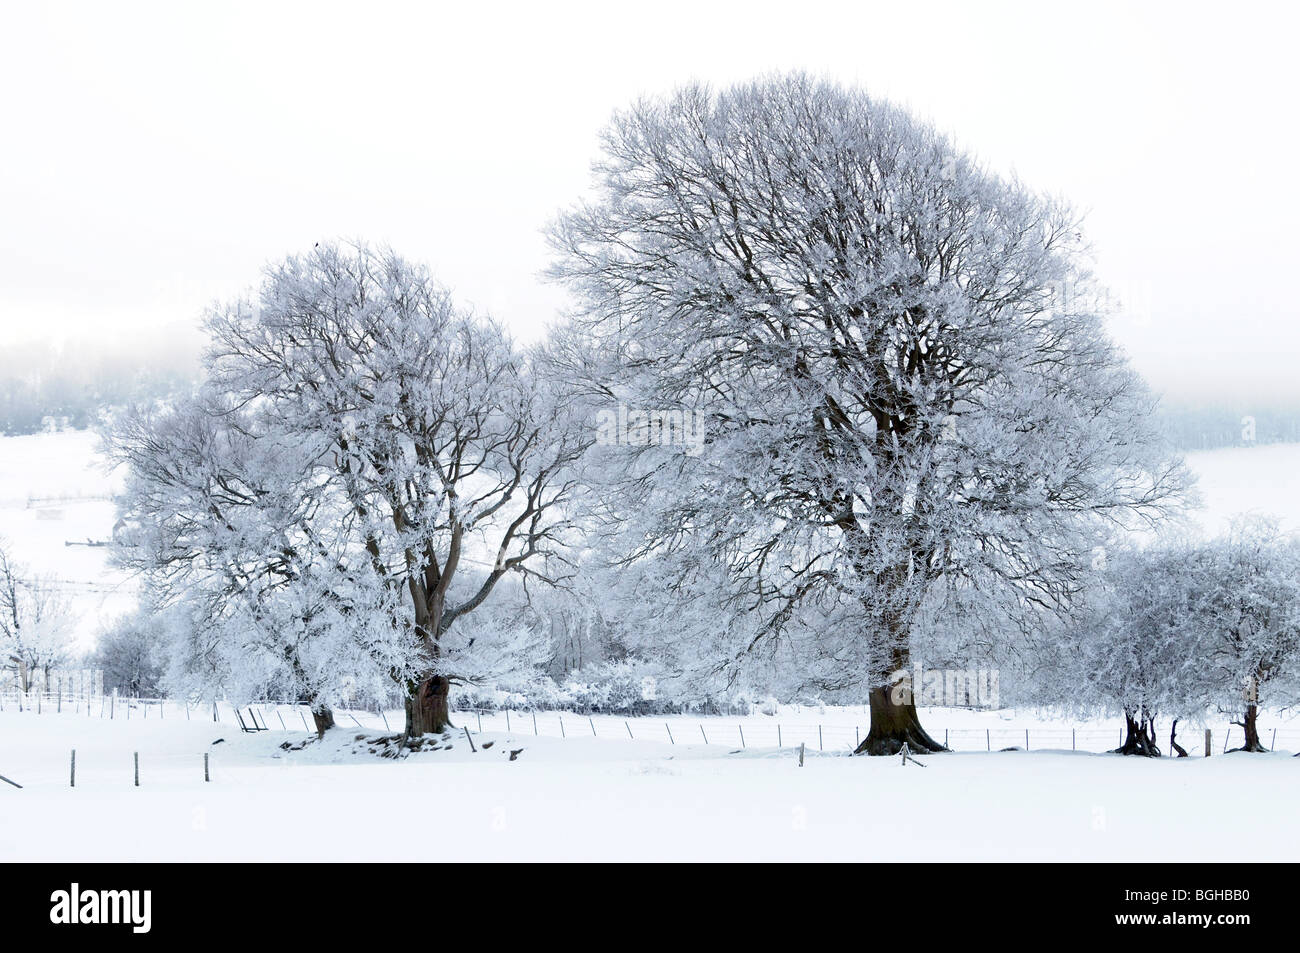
311, 705, 335, 739
854, 685, 947, 755
854, 645, 946, 756
404, 675, 452, 739
1169, 718, 1188, 757
1114, 709, 1161, 756
1232, 703, 1268, 752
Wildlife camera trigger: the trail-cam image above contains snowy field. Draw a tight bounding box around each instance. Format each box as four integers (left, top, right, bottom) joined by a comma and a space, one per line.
0, 431, 134, 648
4, 432, 1300, 861
2, 704, 1298, 862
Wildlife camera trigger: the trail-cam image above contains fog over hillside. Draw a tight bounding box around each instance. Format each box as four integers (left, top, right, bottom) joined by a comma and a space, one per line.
0, 323, 201, 435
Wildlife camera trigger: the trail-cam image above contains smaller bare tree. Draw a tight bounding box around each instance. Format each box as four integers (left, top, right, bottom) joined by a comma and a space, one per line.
0, 538, 76, 691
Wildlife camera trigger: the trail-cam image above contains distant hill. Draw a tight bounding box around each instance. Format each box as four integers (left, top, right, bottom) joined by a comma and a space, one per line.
1157, 402, 1300, 451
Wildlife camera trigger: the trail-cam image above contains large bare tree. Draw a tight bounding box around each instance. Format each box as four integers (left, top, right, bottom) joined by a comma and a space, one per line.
550, 75, 1190, 753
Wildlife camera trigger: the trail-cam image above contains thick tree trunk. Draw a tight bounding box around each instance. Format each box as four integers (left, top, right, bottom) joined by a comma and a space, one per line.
404, 675, 452, 739
854, 685, 947, 755
1232, 704, 1268, 752
311, 705, 335, 739
1114, 709, 1161, 756
854, 640, 946, 756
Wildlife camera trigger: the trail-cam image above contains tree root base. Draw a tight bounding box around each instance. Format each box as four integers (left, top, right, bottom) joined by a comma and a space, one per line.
854, 729, 948, 757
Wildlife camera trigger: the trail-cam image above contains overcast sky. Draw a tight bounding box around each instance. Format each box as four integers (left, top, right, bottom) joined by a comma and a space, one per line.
2, 1, 1296, 404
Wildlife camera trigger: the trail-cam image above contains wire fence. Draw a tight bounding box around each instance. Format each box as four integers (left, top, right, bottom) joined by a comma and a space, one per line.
4, 690, 1298, 756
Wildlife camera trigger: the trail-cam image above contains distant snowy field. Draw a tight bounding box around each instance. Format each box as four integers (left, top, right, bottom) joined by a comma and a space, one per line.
0, 431, 134, 648
2, 430, 1298, 651
2, 704, 1298, 861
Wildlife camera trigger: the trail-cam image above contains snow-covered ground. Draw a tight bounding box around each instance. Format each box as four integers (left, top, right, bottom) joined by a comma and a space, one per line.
1186, 440, 1300, 535
2, 434, 1300, 858
4, 432, 1300, 860
2, 704, 1297, 861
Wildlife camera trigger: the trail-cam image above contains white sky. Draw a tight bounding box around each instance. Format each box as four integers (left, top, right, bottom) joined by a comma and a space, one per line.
2, 1, 1297, 404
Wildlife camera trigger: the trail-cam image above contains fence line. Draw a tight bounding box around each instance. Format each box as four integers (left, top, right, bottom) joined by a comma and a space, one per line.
4, 691, 1297, 756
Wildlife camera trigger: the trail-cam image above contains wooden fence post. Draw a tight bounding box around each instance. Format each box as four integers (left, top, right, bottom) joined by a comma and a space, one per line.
133, 752, 139, 787
70, 749, 75, 787
1205, 728, 1212, 757
204, 752, 210, 782
798, 742, 804, 767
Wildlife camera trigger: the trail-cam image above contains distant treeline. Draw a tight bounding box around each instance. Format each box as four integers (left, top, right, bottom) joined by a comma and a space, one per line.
0, 327, 200, 435
1157, 402, 1300, 451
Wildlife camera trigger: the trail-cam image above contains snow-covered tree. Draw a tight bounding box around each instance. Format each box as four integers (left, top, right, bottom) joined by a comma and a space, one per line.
92, 608, 169, 697
1020, 521, 1300, 756
112, 242, 589, 739
1022, 545, 1205, 756
1190, 518, 1300, 752
0, 538, 75, 691
549, 74, 1190, 753
108, 394, 396, 734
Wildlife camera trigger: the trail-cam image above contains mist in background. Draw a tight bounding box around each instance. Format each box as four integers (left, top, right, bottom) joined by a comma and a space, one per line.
1, 1, 1297, 424
0, 323, 200, 435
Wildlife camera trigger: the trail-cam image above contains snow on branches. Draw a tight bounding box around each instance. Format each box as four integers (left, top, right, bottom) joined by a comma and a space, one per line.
110, 242, 590, 736
548, 74, 1191, 751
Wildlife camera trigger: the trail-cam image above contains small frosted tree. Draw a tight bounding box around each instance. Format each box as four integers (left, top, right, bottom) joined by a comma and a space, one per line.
1026, 523, 1300, 756
1191, 518, 1300, 752
93, 609, 168, 697
0, 538, 75, 691
1027, 545, 1205, 756
109, 395, 398, 734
